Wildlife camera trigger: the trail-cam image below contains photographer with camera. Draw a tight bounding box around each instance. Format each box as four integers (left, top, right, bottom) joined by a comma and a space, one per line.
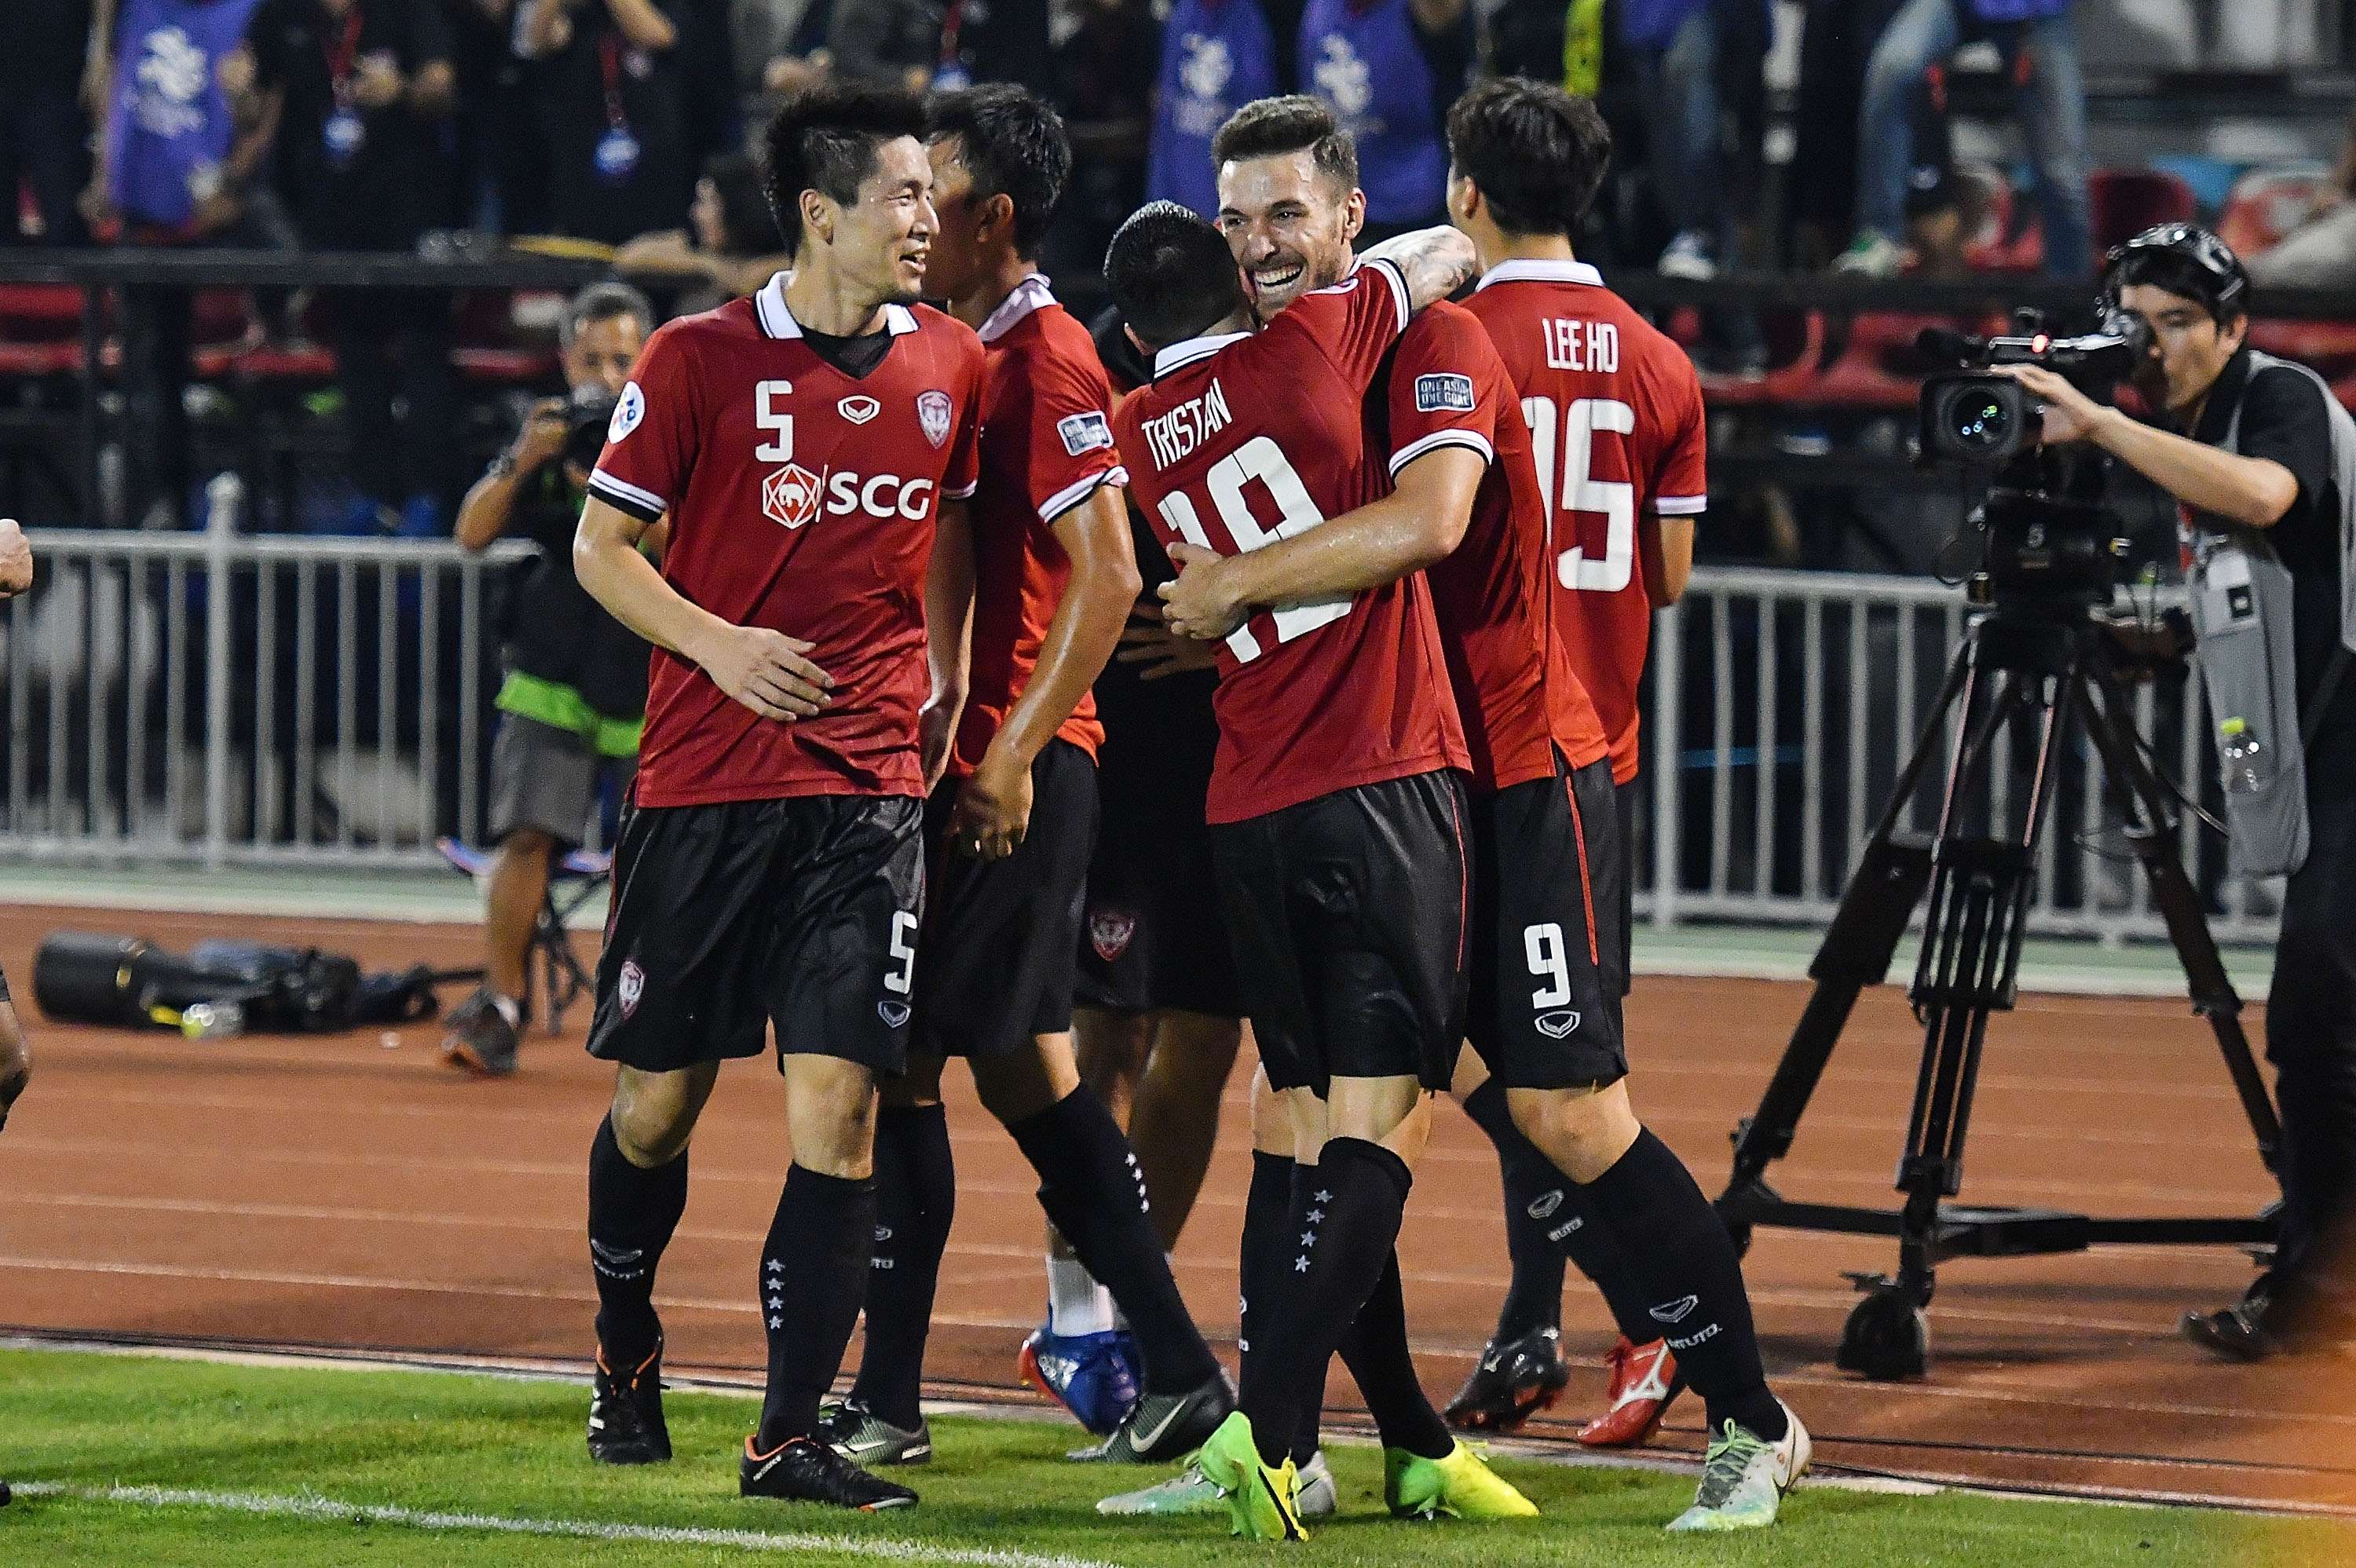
2003, 225, 2356, 1361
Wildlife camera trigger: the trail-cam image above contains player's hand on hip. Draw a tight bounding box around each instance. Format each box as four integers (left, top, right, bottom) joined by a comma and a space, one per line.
1159, 542, 1246, 641
1116, 598, 1219, 680
949, 747, 1032, 861
0, 519, 31, 598
698, 623, 833, 722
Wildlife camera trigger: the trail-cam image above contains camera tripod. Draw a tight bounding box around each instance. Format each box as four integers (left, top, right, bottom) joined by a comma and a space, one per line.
1714, 603, 2284, 1379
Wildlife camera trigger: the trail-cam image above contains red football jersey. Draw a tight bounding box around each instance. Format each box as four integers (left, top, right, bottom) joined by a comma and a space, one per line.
951, 276, 1128, 777
588, 275, 985, 806
1463, 260, 1707, 784
1381, 299, 1610, 792
1114, 260, 1468, 824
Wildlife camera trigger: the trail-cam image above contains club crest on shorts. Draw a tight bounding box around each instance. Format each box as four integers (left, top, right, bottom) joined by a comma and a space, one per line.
877, 1000, 912, 1029
1536, 1008, 1581, 1039
616, 959, 645, 1019
916, 389, 953, 448
1088, 908, 1137, 961
838, 394, 880, 425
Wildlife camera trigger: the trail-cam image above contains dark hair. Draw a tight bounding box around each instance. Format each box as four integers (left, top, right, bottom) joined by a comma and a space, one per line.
760, 82, 927, 254
1210, 94, 1358, 198
703, 150, 781, 258
926, 84, 1072, 259
1445, 78, 1612, 238
1104, 202, 1245, 352
561, 280, 653, 349
2107, 226, 2250, 324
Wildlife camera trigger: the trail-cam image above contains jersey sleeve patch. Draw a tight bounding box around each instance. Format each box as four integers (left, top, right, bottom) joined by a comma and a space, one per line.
1413, 373, 1476, 413
609, 381, 646, 443
1057, 409, 1114, 456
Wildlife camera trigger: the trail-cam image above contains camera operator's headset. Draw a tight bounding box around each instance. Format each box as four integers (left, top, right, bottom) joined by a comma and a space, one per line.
2099, 222, 2249, 320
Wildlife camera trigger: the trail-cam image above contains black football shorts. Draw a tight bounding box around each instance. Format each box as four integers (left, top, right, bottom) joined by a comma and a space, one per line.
1610, 775, 1635, 998
1074, 665, 1242, 1019
1467, 751, 1628, 1089
916, 739, 1097, 1059
1209, 769, 1470, 1097
587, 793, 925, 1076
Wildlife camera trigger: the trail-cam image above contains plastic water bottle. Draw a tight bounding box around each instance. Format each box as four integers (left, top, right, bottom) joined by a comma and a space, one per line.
2219, 718, 2264, 796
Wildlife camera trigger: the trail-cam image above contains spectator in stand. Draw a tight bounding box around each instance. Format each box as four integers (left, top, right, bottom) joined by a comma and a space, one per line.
1146, 0, 1282, 220
517, 0, 694, 248
84, 0, 293, 525
932, 0, 1051, 97
443, 0, 551, 232
826, 0, 942, 92
1297, 0, 1472, 237
247, 0, 459, 534
736, 0, 831, 101
1836, 0, 2091, 277
613, 147, 788, 308
0, 0, 96, 245
1045, 0, 1156, 275
1620, 0, 1769, 280
2245, 108, 2356, 293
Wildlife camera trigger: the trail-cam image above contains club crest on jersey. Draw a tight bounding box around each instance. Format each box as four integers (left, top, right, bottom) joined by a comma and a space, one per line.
1536, 1009, 1581, 1039
609, 381, 646, 442
1088, 908, 1137, 961
762, 462, 825, 530
916, 389, 953, 448
1057, 411, 1113, 456
838, 394, 880, 426
1414, 373, 1475, 413
617, 959, 644, 1018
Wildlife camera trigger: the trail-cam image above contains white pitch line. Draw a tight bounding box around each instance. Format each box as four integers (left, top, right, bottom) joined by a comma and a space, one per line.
7, 1482, 1120, 1568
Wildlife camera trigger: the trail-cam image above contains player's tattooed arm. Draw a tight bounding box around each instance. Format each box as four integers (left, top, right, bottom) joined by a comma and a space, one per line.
1159, 448, 1484, 639
922, 498, 977, 792
1359, 226, 1477, 314
574, 495, 833, 722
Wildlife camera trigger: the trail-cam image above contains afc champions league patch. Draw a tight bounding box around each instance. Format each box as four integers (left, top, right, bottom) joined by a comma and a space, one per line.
916, 389, 953, 449
609, 381, 646, 443
1088, 908, 1137, 962
1057, 410, 1113, 457
616, 958, 645, 1019
1413, 373, 1476, 413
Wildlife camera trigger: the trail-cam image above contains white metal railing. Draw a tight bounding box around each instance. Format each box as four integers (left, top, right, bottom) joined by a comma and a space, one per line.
1639, 566, 2278, 946
2, 481, 532, 868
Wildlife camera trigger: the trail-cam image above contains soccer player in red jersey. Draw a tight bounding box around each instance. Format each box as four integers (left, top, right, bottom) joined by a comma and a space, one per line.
1103, 201, 1535, 1538
569, 85, 984, 1511
1449, 77, 1805, 1528
822, 83, 1235, 1473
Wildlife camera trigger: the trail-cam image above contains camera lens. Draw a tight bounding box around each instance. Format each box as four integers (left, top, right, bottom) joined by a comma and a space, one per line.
1949, 393, 2012, 451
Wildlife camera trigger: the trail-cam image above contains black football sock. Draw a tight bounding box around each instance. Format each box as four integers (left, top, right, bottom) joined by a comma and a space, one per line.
1464, 1079, 1657, 1343
1291, 1360, 1328, 1467
587, 1114, 689, 1367
1578, 1128, 1785, 1441
754, 1163, 878, 1451
849, 1105, 955, 1430
1008, 1088, 1221, 1394
1238, 1151, 1317, 1459
1240, 1137, 1413, 1468
1337, 1249, 1452, 1460
1459, 1079, 1568, 1340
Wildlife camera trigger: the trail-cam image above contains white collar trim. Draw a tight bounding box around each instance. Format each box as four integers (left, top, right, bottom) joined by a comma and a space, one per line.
977, 274, 1055, 344
1476, 258, 1605, 291
755, 272, 920, 340
1153, 331, 1252, 378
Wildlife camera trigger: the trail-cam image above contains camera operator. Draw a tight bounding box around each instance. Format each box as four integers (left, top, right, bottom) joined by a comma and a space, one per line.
2003, 224, 2356, 1361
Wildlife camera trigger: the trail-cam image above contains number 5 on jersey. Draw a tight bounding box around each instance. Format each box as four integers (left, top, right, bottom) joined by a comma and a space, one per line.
1522, 394, 1635, 594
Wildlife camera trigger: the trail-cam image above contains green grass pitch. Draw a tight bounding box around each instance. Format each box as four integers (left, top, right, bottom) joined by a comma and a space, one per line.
0, 1347, 2345, 1566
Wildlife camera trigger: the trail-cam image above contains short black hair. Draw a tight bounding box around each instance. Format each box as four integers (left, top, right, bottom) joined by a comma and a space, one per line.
561, 281, 653, 349
926, 84, 1071, 260
1210, 95, 1358, 197
1445, 78, 1612, 239
2112, 250, 2247, 325
1104, 202, 1245, 353
760, 82, 927, 254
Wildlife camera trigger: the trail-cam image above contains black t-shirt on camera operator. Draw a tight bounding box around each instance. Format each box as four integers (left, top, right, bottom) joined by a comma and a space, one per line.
248, 0, 451, 249
534, 5, 693, 247
502, 457, 648, 726
2186, 346, 2356, 793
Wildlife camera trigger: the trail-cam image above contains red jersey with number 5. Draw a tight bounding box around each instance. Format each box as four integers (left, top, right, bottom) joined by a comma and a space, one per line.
588, 273, 985, 806
1112, 260, 1468, 824
1463, 260, 1706, 784
1379, 299, 1609, 791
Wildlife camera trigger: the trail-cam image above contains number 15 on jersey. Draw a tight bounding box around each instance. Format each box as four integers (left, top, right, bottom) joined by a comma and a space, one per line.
1521, 393, 1635, 594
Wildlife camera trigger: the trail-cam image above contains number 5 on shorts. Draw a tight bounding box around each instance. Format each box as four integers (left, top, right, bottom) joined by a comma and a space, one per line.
885, 910, 916, 995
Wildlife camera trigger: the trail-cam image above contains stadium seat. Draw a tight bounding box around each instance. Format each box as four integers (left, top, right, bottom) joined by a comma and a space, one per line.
2215, 163, 2334, 258
2088, 167, 2197, 251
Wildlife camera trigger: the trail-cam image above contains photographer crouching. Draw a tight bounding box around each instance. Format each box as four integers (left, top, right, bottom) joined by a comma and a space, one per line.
2004, 225, 2356, 1361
